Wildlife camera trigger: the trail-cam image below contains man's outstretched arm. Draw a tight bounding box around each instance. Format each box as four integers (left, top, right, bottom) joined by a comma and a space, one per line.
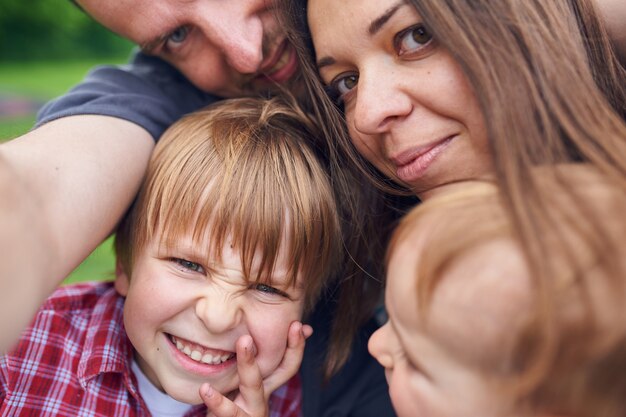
0, 115, 153, 351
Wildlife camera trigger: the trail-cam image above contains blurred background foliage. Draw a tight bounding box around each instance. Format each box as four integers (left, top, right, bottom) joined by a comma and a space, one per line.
0, 0, 132, 283
0, 0, 132, 61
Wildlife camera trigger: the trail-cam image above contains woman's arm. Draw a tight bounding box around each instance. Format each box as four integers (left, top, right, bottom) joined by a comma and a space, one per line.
0, 115, 153, 351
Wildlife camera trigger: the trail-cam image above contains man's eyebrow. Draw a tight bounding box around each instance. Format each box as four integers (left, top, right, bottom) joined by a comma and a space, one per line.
369, 1, 406, 35
140, 31, 171, 54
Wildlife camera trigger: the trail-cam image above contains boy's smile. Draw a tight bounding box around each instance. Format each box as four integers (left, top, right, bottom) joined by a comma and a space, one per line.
170, 335, 235, 365
166, 333, 237, 377
115, 233, 305, 404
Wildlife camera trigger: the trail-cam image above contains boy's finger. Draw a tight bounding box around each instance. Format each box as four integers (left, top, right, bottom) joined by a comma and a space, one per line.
201, 383, 246, 417
262, 321, 310, 393
233, 335, 268, 413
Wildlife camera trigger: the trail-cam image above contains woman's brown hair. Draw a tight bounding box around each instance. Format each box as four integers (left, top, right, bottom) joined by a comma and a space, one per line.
279, 0, 626, 379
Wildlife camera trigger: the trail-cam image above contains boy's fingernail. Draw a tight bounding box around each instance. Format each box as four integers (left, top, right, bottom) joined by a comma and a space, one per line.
245, 337, 258, 357
201, 383, 214, 398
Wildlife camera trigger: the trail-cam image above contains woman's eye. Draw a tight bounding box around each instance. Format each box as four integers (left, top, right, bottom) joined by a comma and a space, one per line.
166, 26, 189, 48
250, 283, 287, 297
173, 258, 204, 273
328, 73, 359, 104
395, 24, 433, 56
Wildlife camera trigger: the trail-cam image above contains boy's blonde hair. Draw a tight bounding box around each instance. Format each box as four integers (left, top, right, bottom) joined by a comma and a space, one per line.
388, 166, 626, 417
115, 95, 342, 313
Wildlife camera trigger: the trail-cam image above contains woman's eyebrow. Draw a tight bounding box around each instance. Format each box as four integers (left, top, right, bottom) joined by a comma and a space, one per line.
369, 1, 406, 35
317, 56, 335, 69
316, 0, 407, 70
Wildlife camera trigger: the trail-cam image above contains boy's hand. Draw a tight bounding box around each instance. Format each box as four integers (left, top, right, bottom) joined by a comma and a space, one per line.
201, 320, 312, 417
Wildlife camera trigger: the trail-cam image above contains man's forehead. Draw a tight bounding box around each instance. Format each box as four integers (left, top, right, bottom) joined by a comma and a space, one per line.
76, 0, 184, 41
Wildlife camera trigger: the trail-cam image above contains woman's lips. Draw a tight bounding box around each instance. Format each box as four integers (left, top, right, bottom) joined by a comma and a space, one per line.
392, 136, 455, 183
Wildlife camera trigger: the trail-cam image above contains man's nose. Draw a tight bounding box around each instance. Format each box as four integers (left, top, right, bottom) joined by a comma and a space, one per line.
200, 11, 264, 74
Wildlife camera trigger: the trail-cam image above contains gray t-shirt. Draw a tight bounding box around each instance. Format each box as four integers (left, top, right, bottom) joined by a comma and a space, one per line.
37, 51, 218, 140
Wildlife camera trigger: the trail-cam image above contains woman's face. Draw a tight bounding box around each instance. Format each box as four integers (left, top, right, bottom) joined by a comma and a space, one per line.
308, 0, 494, 199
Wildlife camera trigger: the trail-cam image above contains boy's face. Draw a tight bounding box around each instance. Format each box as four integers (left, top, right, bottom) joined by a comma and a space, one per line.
115, 231, 305, 404
368, 226, 531, 417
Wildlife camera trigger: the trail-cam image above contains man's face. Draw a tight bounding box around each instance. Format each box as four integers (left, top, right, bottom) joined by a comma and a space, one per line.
76, 0, 299, 97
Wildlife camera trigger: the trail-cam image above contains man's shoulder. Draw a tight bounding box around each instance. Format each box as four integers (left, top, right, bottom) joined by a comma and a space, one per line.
36, 50, 219, 140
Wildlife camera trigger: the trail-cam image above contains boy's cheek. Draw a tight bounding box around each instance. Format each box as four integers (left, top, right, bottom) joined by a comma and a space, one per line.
249, 313, 298, 373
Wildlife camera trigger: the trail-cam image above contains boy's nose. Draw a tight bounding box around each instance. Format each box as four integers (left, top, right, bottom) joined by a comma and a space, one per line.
195, 292, 243, 333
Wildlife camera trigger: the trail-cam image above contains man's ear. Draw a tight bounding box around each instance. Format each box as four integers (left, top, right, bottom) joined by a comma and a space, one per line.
114, 259, 130, 296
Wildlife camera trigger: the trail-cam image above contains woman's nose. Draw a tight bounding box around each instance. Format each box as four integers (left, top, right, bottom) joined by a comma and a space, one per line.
352, 67, 412, 135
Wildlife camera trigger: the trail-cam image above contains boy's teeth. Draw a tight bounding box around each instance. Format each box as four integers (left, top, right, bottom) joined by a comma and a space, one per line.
171, 335, 233, 365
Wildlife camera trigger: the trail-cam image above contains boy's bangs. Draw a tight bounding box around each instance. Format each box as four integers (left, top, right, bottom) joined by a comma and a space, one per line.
143, 117, 338, 297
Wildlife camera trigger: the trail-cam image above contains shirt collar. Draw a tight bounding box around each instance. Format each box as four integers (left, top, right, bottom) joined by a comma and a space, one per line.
76, 288, 134, 389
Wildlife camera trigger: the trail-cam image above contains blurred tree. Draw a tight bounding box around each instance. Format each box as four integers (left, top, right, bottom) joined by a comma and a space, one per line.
0, 0, 133, 61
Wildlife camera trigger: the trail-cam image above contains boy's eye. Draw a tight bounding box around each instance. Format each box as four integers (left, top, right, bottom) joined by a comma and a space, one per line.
166, 26, 189, 48
250, 283, 288, 298
395, 24, 433, 56
173, 258, 204, 273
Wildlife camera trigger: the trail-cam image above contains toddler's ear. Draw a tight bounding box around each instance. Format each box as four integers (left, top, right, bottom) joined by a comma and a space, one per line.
114, 259, 130, 296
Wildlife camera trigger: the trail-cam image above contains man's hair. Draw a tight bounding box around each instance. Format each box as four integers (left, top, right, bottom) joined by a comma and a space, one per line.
389, 170, 626, 417
115, 95, 342, 314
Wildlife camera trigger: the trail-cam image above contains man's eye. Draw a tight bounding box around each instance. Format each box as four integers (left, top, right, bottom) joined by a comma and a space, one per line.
250, 283, 287, 297
173, 258, 204, 273
166, 26, 189, 46
395, 24, 433, 56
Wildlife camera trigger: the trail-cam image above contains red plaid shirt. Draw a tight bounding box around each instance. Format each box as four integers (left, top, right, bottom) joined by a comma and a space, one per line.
0, 282, 301, 417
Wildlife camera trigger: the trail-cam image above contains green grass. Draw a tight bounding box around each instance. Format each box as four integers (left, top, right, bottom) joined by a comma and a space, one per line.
64, 236, 116, 285
1, 59, 124, 283
0, 59, 128, 99
0, 115, 35, 141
